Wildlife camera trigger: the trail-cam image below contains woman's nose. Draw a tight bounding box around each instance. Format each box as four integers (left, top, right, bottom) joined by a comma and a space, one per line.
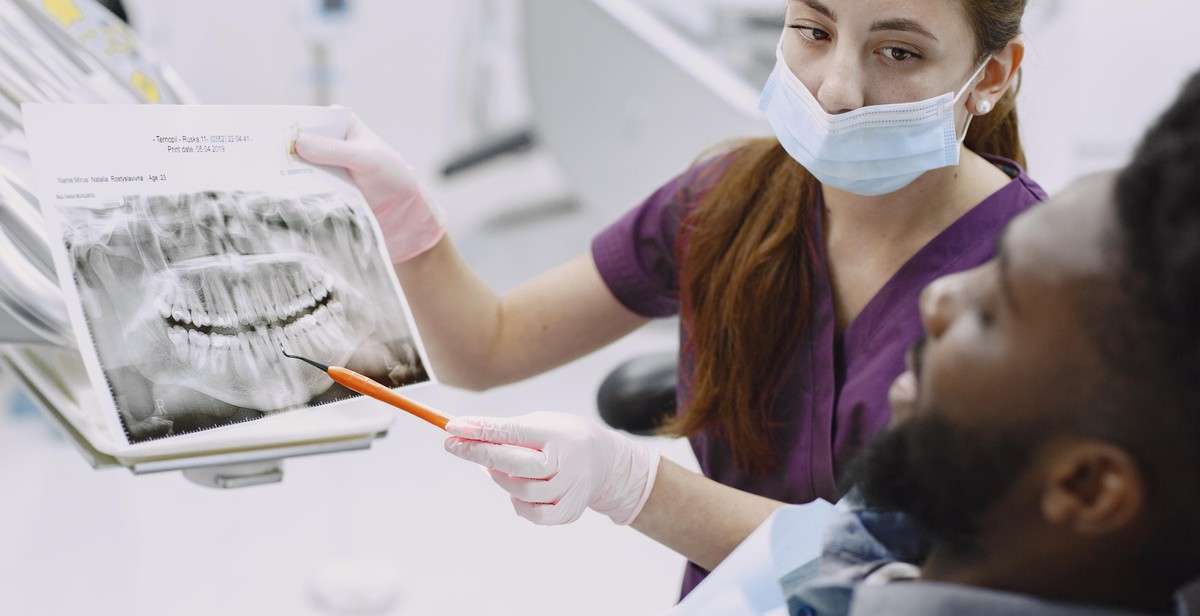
814, 51, 865, 113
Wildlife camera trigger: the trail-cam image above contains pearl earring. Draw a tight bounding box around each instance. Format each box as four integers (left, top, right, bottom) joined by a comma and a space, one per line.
976, 99, 992, 114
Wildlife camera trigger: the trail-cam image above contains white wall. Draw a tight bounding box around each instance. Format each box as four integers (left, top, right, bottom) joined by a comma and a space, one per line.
129, 1, 468, 173
131, 0, 1200, 203
1019, 0, 1200, 193
129, 0, 560, 234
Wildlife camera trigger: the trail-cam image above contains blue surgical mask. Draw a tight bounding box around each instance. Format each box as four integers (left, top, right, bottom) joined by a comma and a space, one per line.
759, 44, 990, 196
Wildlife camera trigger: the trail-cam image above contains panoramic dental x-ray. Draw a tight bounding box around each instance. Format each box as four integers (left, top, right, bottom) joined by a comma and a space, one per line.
61, 189, 429, 443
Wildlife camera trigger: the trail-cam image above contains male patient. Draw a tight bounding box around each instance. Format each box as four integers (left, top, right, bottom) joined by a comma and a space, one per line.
784, 72, 1200, 615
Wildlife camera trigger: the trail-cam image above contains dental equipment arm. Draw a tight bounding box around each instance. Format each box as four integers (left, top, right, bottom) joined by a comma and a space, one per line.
444, 413, 785, 571
296, 115, 649, 391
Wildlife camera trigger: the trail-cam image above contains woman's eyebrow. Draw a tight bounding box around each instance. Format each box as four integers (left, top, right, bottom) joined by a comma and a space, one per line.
794, 0, 837, 21
871, 18, 939, 42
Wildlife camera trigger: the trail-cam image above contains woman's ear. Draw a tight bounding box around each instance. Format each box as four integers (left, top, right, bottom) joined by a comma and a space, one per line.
971, 36, 1024, 114
1040, 441, 1145, 536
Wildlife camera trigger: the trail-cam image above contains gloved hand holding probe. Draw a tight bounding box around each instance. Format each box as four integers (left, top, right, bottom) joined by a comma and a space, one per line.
295, 113, 447, 263
444, 412, 661, 526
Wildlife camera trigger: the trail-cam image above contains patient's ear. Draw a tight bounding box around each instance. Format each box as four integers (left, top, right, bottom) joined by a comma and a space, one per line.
1039, 441, 1145, 535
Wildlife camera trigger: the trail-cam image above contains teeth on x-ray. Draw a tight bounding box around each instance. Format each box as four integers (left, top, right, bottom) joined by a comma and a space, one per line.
57, 190, 429, 443
153, 265, 342, 332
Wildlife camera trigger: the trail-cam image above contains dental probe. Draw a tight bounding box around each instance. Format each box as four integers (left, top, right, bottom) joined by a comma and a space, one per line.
281, 348, 452, 430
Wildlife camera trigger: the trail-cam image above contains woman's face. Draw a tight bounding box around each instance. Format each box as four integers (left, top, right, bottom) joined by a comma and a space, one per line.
782, 0, 981, 114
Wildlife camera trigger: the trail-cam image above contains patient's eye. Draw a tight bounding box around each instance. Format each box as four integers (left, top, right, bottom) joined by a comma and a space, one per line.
976, 306, 994, 327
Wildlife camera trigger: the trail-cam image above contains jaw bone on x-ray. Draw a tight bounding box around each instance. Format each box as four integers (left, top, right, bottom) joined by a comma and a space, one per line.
62, 190, 429, 443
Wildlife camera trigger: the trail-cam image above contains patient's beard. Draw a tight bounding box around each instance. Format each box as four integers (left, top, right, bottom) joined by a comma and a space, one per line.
847, 415, 1039, 556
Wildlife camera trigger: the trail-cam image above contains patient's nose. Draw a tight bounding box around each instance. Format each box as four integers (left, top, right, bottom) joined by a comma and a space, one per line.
920, 270, 971, 339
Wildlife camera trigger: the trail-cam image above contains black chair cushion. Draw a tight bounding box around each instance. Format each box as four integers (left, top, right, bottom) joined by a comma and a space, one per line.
596, 351, 678, 435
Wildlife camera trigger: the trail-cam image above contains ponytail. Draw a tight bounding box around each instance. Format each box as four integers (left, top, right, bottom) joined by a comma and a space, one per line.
664, 141, 817, 474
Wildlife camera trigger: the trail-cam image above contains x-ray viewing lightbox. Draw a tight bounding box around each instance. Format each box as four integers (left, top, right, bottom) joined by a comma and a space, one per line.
21, 104, 435, 449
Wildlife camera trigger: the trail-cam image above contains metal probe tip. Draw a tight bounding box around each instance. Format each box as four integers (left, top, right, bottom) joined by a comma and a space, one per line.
280, 344, 330, 372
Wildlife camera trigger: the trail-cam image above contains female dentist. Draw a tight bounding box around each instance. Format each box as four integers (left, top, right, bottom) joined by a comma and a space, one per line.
296, 0, 1043, 597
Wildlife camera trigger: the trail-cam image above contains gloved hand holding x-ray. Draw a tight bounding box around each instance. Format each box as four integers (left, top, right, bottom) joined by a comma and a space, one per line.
295, 113, 447, 264
22, 104, 435, 446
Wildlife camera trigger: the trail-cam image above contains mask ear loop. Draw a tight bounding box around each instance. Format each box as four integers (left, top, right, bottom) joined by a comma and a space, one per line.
952, 56, 993, 105
954, 56, 993, 143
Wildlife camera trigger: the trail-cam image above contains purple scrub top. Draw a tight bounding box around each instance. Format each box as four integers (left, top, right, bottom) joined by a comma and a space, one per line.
591, 154, 1046, 598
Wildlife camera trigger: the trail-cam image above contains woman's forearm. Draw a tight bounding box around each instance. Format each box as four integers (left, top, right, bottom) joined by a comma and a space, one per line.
394, 236, 649, 390
630, 457, 786, 571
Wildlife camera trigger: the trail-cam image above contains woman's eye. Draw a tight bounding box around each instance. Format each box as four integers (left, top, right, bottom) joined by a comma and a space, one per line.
882, 46, 920, 61
789, 25, 831, 42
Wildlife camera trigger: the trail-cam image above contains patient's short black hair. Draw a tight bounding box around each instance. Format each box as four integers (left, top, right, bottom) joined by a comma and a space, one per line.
1118, 71, 1200, 376
1106, 68, 1200, 585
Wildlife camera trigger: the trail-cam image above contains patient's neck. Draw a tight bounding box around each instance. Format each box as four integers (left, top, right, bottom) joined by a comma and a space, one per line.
919, 542, 1178, 614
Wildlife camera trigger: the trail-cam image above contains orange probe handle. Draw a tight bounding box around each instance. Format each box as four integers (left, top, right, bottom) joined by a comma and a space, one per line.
328, 366, 452, 430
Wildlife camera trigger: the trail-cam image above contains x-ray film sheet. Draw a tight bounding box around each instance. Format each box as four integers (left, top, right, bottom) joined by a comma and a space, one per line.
22, 104, 434, 447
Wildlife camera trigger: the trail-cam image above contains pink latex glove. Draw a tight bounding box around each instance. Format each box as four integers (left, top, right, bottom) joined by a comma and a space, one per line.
444, 412, 661, 526
295, 113, 447, 263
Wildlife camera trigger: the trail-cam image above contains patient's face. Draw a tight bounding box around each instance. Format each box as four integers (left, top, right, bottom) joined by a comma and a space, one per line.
856, 174, 1119, 542
61, 191, 423, 441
